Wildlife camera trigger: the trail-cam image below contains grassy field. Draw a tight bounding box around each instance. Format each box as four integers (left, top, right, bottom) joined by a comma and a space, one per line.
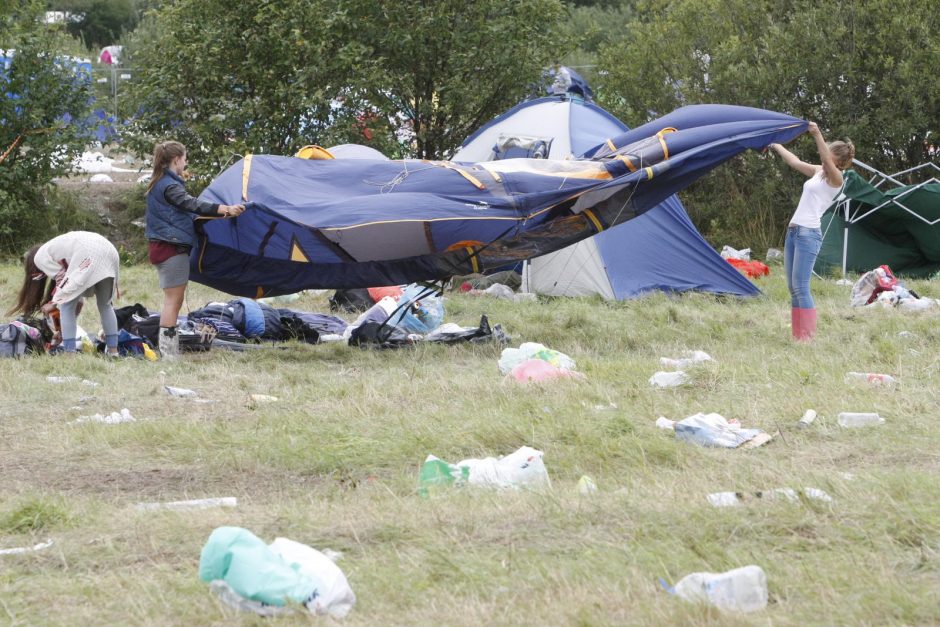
1, 263, 939, 626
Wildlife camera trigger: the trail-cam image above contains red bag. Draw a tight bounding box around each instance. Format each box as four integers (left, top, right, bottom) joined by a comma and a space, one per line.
726, 258, 770, 278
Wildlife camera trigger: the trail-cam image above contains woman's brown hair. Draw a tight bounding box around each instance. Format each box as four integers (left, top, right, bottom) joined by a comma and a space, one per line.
6, 245, 52, 316
829, 139, 856, 170
146, 140, 187, 194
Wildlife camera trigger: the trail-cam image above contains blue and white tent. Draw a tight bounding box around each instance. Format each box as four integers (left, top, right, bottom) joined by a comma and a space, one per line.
455, 95, 759, 299
193, 105, 805, 297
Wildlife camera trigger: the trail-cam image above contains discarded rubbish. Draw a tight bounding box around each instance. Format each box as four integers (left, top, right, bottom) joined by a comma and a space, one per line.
665, 565, 768, 613
248, 394, 279, 404
837, 412, 885, 428
797, 409, 817, 429
659, 351, 713, 369
720, 245, 751, 261
498, 343, 576, 375
655, 416, 676, 430
74, 408, 135, 424
165, 385, 198, 398
577, 475, 597, 495
845, 372, 898, 387
707, 487, 832, 507
509, 359, 585, 383
649, 371, 690, 388
46, 375, 100, 387
199, 527, 356, 618
418, 446, 550, 495
0, 539, 54, 556
674, 413, 767, 448
835, 278, 853, 286
765, 248, 783, 263
136, 497, 237, 511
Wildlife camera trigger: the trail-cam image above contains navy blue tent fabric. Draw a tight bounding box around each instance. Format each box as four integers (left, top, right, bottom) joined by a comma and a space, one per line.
595, 195, 759, 298
193, 104, 806, 297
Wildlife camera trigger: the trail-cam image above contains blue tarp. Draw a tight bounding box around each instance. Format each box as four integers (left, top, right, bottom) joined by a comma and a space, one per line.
193, 104, 806, 297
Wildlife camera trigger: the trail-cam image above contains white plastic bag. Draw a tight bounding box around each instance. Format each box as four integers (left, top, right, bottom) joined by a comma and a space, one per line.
720, 245, 751, 261
456, 446, 551, 490
268, 538, 356, 618
649, 371, 689, 388
671, 565, 768, 613
674, 413, 763, 448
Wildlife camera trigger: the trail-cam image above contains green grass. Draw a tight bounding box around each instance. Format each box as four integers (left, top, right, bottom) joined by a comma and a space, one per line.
1, 264, 939, 625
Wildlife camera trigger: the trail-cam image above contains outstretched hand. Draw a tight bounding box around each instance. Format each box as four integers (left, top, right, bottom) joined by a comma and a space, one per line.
807, 121, 822, 138
220, 204, 246, 217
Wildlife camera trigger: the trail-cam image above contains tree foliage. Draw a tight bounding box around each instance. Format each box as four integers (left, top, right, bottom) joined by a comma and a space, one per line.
593, 0, 940, 250
0, 1, 95, 252
341, 0, 568, 159
123, 0, 567, 172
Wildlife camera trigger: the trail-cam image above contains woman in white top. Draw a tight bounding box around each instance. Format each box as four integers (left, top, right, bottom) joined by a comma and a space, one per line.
769, 123, 854, 340
7, 231, 121, 354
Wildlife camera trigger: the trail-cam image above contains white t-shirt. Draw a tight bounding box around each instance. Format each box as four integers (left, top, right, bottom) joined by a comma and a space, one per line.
789, 170, 842, 229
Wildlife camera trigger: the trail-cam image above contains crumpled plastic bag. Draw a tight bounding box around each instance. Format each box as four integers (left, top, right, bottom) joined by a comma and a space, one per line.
199, 526, 355, 618
498, 342, 576, 375
720, 245, 751, 261
674, 413, 764, 448
387, 284, 445, 334
418, 446, 550, 495
510, 359, 585, 383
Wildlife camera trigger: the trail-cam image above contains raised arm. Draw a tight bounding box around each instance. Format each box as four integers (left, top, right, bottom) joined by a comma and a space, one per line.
768, 142, 819, 178
808, 122, 843, 188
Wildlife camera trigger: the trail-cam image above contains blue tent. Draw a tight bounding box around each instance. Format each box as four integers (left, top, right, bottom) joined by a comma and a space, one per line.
193, 105, 806, 297
453, 95, 758, 298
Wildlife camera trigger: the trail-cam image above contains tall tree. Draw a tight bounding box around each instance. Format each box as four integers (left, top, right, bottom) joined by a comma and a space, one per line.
123, 0, 568, 170
343, 0, 568, 158
123, 0, 371, 173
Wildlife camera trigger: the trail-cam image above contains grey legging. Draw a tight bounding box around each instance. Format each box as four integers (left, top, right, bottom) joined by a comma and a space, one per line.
59, 278, 119, 352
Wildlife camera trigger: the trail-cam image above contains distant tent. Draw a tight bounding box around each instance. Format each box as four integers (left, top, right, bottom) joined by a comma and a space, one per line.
453, 94, 759, 299
816, 162, 940, 278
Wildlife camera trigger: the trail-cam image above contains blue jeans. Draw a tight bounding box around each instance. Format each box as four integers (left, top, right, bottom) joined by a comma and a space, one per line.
784, 225, 822, 308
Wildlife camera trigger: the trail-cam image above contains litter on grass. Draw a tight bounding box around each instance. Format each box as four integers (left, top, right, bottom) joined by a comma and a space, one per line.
199, 526, 355, 618
659, 350, 713, 370
649, 371, 690, 388
508, 358, 586, 383
136, 497, 237, 511
418, 446, 550, 495
670, 413, 769, 448
46, 375, 99, 387
0, 539, 54, 556
844, 372, 898, 387
663, 565, 768, 614
837, 412, 885, 428
498, 343, 576, 375
577, 475, 597, 495
165, 385, 198, 398
73, 408, 135, 424
706, 487, 832, 507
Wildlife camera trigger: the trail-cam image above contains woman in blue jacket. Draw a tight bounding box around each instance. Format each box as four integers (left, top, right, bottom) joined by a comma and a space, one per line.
145, 141, 245, 359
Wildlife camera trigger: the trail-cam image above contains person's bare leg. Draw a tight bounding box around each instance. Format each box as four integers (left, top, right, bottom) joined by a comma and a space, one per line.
159, 284, 186, 359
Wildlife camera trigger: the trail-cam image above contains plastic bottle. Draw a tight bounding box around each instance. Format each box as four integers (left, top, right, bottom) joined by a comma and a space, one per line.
797, 409, 817, 429
845, 372, 898, 387
672, 565, 768, 613
837, 412, 885, 428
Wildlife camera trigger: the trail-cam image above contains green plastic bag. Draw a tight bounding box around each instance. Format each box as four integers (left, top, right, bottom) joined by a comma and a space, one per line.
417, 455, 470, 498
199, 526, 315, 607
